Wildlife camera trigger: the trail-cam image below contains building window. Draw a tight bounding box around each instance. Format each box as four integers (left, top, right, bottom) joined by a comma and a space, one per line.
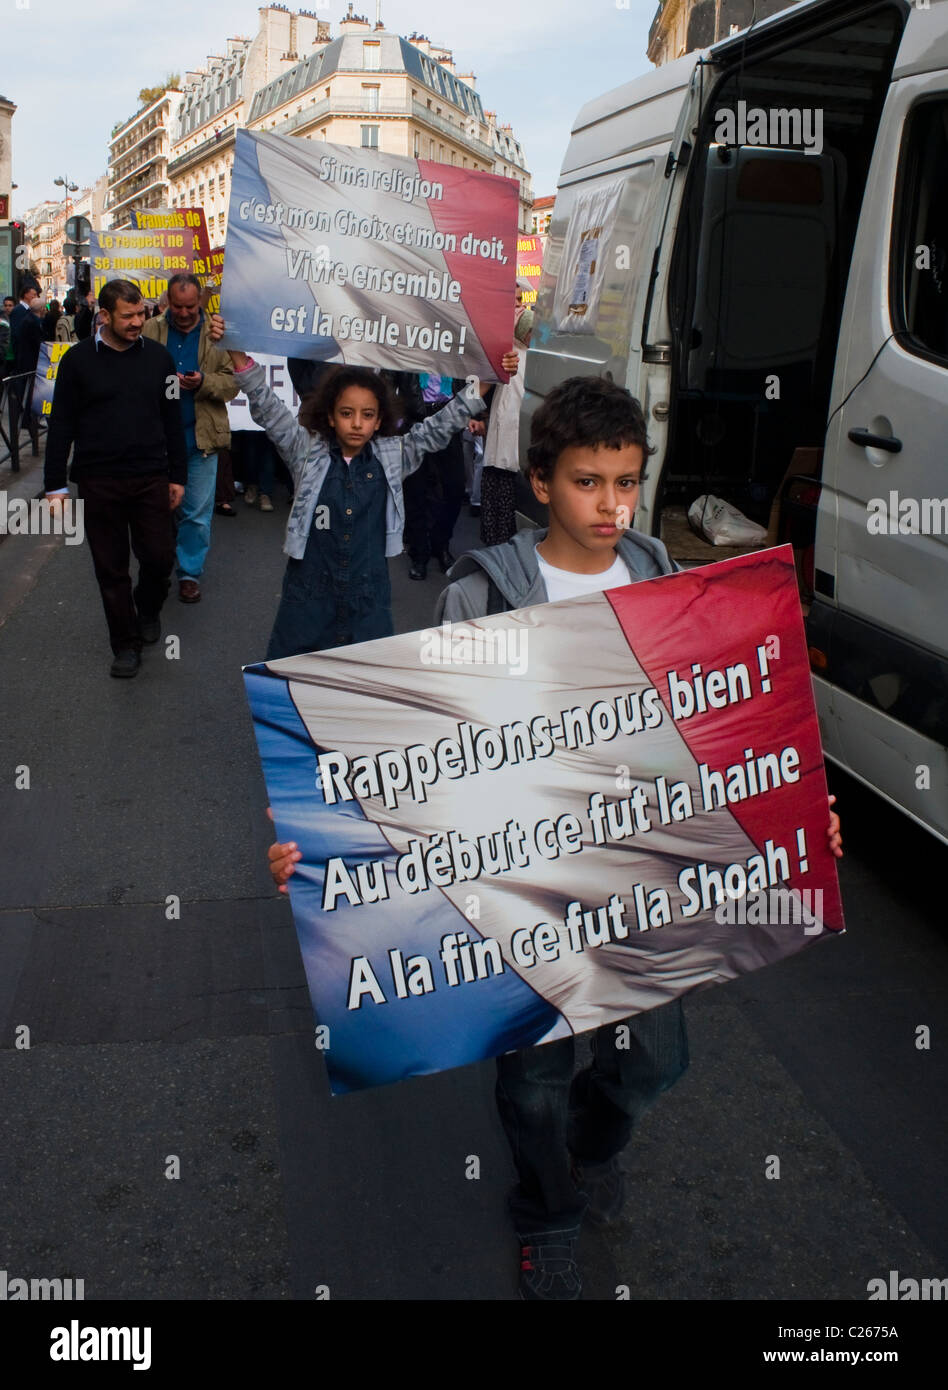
451, 151, 457, 165
363, 84, 380, 112
413, 132, 420, 158
363, 41, 380, 70
361, 125, 379, 149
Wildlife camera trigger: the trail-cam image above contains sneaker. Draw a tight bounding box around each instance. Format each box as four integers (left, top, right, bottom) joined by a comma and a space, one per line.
258, 493, 274, 512
110, 648, 141, 679
178, 579, 201, 603
244, 485, 258, 506
572, 1155, 626, 1227
518, 1231, 582, 1301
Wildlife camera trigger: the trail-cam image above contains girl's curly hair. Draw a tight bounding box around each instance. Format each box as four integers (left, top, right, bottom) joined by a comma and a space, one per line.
298, 365, 398, 439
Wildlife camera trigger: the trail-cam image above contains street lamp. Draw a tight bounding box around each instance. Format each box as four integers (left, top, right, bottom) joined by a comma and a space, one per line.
53, 177, 79, 300
53, 176, 77, 208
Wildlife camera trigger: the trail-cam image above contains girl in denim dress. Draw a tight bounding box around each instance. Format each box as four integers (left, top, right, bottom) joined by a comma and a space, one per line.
212, 316, 517, 660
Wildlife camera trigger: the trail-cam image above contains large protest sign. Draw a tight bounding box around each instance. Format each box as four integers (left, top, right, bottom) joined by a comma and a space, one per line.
516, 233, 543, 307
204, 247, 226, 314
31, 341, 72, 416
244, 546, 843, 1095
219, 130, 519, 382
129, 209, 223, 310
226, 354, 302, 433
129, 206, 211, 261
90, 227, 194, 300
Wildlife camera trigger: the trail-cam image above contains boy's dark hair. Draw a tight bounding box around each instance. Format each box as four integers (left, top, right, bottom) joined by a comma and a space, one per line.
299, 365, 398, 438
527, 375, 656, 480
99, 279, 143, 314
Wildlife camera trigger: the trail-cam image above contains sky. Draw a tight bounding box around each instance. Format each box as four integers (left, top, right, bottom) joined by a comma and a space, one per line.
2, 0, 655, 217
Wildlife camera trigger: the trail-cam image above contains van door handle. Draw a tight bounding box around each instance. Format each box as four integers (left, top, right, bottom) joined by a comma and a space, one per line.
847, 427, 902, 453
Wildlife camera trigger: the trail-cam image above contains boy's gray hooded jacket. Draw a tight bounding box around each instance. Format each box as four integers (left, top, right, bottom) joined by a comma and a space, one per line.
434, 526, 677, 623
238, 360, 486, 559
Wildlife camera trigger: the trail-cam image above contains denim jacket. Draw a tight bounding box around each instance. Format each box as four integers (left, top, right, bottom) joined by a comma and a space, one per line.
237, 361, 486, 559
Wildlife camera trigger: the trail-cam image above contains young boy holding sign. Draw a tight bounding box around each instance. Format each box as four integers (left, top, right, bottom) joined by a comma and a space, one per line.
270, 374, 842, 1300
208, 311, 516, 658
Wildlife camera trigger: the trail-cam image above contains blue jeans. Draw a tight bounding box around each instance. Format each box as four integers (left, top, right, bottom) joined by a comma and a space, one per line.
176, 448, 218, 581
237, 431, 277, 496
495, 1001, 689, 1237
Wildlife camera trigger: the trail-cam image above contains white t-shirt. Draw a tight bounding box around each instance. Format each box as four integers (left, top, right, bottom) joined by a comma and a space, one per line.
535, 546, 631, 603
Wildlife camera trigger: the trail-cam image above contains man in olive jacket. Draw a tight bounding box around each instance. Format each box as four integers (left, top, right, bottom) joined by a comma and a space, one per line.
143, 273, 238, 602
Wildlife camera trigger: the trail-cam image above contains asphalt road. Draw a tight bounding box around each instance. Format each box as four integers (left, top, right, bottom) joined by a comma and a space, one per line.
1, 450, 945, 1303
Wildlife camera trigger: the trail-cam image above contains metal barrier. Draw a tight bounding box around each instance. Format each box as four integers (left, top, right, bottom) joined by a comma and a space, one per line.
0, 370, 41, 473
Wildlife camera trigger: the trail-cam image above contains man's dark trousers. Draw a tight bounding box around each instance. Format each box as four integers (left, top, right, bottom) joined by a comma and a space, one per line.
76, 474, 175, 653
495, 999, 689, 1236
403, 430, 466, 563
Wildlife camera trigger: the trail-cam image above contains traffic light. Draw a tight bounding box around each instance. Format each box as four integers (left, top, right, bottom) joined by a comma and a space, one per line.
9, 221, 39, 295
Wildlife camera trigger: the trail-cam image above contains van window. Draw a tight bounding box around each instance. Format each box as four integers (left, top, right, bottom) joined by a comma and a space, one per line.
894, 101, 948, 364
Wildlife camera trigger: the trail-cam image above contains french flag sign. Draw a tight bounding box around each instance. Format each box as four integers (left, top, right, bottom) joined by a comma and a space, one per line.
245, 547, 844, 1094
220, 130, 518, 382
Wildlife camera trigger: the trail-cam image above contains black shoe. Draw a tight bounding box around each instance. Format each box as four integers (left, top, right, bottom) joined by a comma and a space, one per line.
110, 648, 141, 679
468, 503, 481, 518
571, 1155, 626, 1227
518, 1231, 582, 1300
408, 561, 427, 581
138, 614, 161, 645
436, 548, 454, 573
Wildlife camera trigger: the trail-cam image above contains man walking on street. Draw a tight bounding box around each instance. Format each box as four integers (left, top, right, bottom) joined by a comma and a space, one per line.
44, 278, 187, 678
0, 296, 15, 378
8, 282, 39, 350
74, 290, 98, 341
143, 272, 237, 603
15, 296, 45, 399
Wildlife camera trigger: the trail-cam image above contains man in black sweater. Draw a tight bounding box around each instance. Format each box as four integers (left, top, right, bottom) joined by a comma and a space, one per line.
44, 278, 187, 678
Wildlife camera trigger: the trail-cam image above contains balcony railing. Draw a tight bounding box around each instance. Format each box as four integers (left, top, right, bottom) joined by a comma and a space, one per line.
648, 0, 669, 50
107, 175, 167, 215
410, 101, 496, 160
110, 121, 165, 162
253, 97, 498, 163
110, 147, 162, 182
167, 125, 236, 177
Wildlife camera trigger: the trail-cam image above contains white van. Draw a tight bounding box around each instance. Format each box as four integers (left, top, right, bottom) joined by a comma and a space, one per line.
523, 0, 948, 844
